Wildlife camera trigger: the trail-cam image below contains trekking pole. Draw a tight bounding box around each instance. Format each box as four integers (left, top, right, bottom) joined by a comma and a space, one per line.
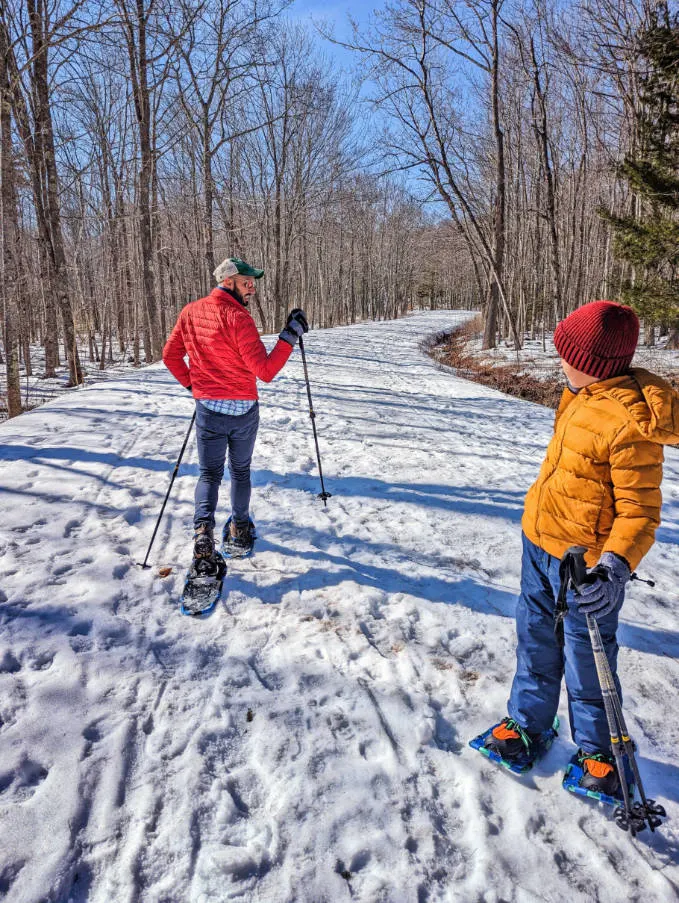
140, 410, 196, 569
588, 613, 665, 834
564, 547, 666, 835
298, 335, 331, 506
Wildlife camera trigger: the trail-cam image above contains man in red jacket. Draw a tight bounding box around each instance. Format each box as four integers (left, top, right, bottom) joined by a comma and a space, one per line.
163, 256, 308, 570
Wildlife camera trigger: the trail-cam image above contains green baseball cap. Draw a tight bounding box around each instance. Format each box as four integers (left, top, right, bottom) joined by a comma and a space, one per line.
213, 257, 264, 282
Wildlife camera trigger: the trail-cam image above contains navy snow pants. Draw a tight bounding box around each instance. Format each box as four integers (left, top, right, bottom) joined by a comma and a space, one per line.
194, 401, 259, 529
507, 533, 623, 754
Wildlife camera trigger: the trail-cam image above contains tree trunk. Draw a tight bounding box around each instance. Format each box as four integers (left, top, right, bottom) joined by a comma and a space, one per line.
530, 36, 562, 324
202, 111, 216, 281
483, 0, 505, 350
27, 0, 83, 386
0, 28, 21, 417
121, 0, 162, 361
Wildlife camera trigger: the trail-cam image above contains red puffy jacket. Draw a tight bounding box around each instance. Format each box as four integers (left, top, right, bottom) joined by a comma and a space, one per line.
162, 287, 292, 399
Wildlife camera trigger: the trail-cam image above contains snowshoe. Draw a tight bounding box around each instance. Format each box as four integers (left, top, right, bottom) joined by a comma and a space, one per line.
563, 751, 666, 833
469, 716, 560, 774
563, 750, 635, 808
180, 552, 226, 616
222, 516, 256, 559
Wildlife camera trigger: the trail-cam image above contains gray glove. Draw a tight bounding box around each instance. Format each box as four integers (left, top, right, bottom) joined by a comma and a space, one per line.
575, 551, 630, 619
279, 308, 309, 346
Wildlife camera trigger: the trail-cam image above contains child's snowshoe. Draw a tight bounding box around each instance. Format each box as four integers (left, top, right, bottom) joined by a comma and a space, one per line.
563, 750, 635, 808
470, 716, 560, 774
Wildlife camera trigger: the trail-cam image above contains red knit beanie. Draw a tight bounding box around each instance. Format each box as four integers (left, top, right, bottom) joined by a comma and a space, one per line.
553, 301, 639, 380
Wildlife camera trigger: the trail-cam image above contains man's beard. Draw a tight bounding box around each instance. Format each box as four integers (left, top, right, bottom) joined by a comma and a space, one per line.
232, 286, 249, 308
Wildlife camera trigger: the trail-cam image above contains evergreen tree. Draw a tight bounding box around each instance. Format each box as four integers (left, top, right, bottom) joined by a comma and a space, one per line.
606, 3, 679, 346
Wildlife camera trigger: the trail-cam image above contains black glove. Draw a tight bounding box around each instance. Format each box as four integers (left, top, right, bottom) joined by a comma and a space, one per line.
288, 309, 309, 331
279, 308, 309, 346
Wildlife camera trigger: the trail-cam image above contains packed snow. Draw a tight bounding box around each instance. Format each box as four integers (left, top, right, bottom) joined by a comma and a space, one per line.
1, 310, 678, 903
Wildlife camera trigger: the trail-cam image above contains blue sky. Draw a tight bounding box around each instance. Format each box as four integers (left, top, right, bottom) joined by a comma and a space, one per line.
286, 0, 375, 73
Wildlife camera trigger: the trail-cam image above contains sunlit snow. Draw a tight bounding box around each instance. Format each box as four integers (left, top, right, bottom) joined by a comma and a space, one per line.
1, 311, 678, 902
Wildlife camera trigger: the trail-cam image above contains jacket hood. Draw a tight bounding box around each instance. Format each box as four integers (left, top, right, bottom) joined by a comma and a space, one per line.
595, 367, 679, 445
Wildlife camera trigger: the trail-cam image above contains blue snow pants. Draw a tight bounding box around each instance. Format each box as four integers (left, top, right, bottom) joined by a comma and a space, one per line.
507, 533, 623, 754
194, 401, 259, 529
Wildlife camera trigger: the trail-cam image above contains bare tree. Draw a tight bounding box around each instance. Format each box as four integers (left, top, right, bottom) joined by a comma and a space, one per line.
0, 12, 21, 415
331, 0, 521, 348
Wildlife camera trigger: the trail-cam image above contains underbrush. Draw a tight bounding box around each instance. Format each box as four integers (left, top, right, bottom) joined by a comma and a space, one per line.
422, 317, 564, 409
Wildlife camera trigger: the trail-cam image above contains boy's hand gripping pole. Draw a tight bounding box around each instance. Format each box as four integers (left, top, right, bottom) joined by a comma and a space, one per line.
562, 547, 666, 836
298, 335, 331, 506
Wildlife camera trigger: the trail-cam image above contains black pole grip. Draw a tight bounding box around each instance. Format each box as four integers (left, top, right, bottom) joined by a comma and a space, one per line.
564, 545, 589, 592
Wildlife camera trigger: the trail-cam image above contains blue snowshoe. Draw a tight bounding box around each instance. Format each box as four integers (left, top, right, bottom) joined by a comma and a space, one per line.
470, 716, 560, 774
563, 750, 634, 807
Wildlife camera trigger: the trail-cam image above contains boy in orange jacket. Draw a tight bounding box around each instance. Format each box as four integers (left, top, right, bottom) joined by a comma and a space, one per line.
483, 301, 679, 795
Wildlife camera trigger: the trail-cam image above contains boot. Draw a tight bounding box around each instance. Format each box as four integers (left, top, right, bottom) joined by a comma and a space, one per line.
224, 517, 256, 556
484, 718, 541, 761
577, 750, 620, 796
193, 523, 215, 560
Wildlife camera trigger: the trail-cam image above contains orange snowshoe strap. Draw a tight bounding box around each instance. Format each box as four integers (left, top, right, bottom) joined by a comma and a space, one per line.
492, 722, 520, 741
584, 757, 614, 779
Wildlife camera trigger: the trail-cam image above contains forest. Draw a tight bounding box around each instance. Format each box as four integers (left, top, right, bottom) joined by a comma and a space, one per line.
1, 0, 677, 417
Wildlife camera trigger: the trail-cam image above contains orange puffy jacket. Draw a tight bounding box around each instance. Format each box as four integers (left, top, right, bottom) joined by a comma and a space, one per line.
522, 368, 679, 570
163, 287, 292, 399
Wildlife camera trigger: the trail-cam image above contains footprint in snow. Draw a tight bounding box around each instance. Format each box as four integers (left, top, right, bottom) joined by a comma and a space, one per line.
0, 676, 27, 729
68, 620, 92, 637
0, 757, 48, 802
82, 721, 103, 759
0, 651, 21, 674
52, 562, 73, 577
68, 621, 94, 653
63, 518, 80, 539
123, 506, 142, 525
0, 859, 26, 896
28, 651, 54, 671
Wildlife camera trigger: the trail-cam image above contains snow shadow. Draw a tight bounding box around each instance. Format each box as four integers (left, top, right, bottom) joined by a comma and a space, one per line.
26, 403, 192, 422
237, 515, 679, 662
635, 754, 679, 809
233, 533, 518, 620
0, 444, 180, 474
0, 601, 95, 639
617, 621, 679, 661
250, 469, 526, 524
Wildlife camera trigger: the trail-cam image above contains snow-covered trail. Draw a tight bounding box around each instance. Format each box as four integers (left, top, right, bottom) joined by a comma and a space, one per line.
1, 311, 679, 903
